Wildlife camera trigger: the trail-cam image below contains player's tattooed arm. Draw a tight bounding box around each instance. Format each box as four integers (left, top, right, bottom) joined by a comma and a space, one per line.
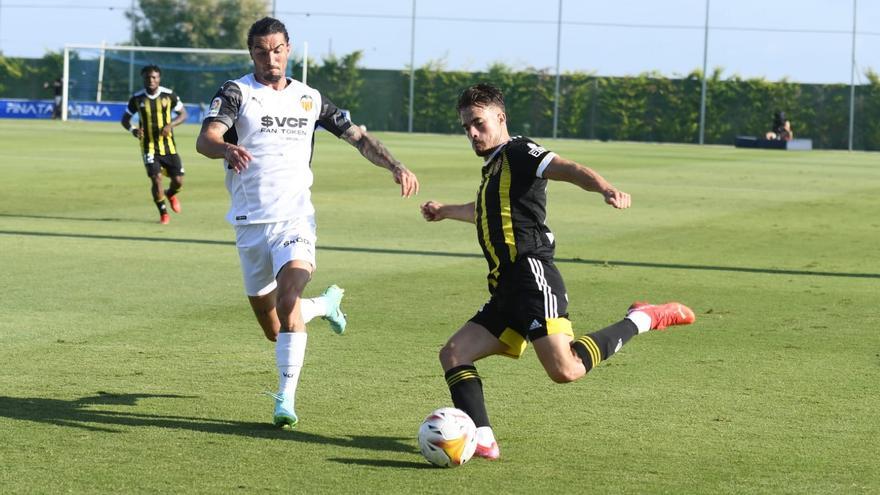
342, 125, 419, 197
342, 124, 399, 169
196, 121, 253, 173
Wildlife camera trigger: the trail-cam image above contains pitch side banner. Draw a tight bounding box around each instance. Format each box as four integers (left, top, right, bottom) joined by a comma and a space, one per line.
0, 99, 203, 124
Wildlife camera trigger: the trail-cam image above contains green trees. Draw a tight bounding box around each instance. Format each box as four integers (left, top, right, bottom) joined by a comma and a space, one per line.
127, 0, 269, 49
396, 63, 880, 150
0, 53, 63, 99
854, 70, 880, 150
3, 20, 879, 150
307, 51, 366, 115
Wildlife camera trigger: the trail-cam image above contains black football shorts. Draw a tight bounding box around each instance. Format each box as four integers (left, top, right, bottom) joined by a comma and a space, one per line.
469, 256, 574, 358
143, 153, 184, 178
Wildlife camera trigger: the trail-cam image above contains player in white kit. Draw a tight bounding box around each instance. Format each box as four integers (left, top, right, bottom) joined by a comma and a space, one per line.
196, 17, 419, 429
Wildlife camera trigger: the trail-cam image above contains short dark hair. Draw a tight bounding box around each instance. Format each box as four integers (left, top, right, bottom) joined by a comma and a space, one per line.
140, 64, 160, 77
457, 83, 505, 112
248, 17, 290, 49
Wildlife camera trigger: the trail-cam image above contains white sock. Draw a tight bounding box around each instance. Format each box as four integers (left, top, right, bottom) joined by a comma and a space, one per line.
476, 426, 496, 445
626, 311, 652, 334
299, 297, 328, 323
276, 331, 307, 399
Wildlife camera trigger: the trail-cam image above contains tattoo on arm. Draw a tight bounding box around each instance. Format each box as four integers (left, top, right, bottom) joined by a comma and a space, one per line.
343, 127, 401, 170
196, 121, 231, 159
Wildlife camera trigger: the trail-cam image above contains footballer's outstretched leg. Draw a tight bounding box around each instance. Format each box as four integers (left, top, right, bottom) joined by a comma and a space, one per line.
570, 302, 695, 376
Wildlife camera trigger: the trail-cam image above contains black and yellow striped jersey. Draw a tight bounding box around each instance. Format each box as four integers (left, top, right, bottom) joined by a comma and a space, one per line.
475, 136, 558, 293
125, 86, 184, 156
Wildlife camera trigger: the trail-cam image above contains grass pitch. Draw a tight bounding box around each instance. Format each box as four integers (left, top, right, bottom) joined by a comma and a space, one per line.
1, 119, 878, 494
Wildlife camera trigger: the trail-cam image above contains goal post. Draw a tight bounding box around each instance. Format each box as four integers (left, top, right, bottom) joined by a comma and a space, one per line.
61, 42, 309, 121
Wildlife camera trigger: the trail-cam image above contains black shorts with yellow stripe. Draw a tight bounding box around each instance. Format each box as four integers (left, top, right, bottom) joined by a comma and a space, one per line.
469, 256, 573, 359
143, 153, 184, 178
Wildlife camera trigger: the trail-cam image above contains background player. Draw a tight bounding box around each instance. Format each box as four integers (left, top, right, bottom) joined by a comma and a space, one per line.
121, 65, 188, 224
196, 17, 419, 429
420, 83, 695, 460
42, 76, 63, 119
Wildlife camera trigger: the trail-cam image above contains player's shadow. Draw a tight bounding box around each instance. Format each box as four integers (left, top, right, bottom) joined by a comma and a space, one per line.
0, 213, 132, 223
0, 392, 415, 454
328, 458, 433, 469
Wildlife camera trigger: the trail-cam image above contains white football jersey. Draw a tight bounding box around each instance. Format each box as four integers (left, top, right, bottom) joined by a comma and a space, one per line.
204, 74, 352, 225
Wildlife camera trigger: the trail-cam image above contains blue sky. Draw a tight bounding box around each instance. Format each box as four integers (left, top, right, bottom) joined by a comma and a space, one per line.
2, 0, 878, 84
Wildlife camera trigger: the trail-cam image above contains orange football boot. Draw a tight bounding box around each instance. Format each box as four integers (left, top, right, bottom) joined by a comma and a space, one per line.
473, 441, 500, 460
628, 302, 695, 330
168, 195, 181, 213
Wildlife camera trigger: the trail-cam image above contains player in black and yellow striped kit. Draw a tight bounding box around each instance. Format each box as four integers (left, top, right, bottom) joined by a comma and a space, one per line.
421, 84, 696, 460
121, 65, 188, 224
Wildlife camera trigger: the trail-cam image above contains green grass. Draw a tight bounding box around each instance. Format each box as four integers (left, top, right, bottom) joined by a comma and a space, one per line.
1, 119, 879, 494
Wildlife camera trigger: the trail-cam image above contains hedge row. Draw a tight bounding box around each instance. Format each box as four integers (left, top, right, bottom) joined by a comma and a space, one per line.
3, 53, 878, 149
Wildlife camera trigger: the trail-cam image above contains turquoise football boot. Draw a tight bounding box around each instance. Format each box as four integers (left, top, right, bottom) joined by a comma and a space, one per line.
320, 285, 347, 335
267, 392, 298, 429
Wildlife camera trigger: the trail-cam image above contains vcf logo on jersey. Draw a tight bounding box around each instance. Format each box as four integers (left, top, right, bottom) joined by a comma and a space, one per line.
260, 114, 309, 136
300, 95, 314, 112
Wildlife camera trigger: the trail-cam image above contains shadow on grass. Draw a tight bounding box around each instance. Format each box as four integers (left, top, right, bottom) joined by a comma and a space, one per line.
328, 458, 434, 469
0, 213, 134, 223
0, 392, 415, 454
1, 228, 879, 279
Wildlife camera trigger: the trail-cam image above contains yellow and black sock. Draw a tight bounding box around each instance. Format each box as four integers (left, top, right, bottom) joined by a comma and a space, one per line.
571, 319, 638, 372
445, 364, 490, 428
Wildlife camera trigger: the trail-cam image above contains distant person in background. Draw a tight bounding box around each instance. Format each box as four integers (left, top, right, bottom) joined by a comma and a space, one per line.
43, 77, 63, 119
120, 65, 188, 225
765, 111, 793, 141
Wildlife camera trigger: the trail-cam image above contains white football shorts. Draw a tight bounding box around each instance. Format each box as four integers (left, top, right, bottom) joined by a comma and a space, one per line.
233, 216, 317, 296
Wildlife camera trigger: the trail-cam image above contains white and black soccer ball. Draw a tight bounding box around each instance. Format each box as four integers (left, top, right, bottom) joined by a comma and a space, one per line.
417, 407, 477, 467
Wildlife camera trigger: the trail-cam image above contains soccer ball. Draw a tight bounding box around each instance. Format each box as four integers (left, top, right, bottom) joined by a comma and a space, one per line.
417, 407, 477, 467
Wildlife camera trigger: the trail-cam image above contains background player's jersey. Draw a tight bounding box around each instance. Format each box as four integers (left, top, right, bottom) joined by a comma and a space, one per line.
475, 136, 558, 292
125, 86, 184, 156
203, 74, 352, 225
